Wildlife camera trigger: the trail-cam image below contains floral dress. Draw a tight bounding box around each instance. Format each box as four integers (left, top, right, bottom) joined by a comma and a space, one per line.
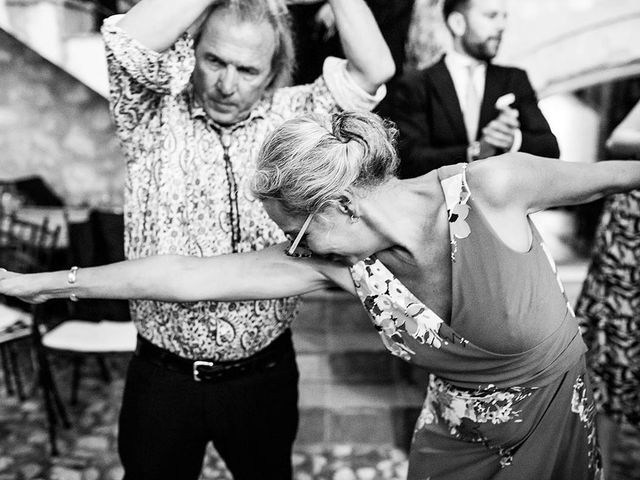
349, 165, 602, 479
575, 189, 640, 428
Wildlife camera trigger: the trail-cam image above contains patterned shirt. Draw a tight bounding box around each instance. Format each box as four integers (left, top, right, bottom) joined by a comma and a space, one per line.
101, 16, 385, 360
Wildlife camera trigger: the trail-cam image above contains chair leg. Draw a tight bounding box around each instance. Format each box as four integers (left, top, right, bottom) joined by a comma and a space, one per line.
35, 345, 72, 456
71, 356, 83, 406
45, 356, 70, 429
28, 305, 71, 455
0, 344, 15, 396
7, 343, 25, 401
26, 339, 39, 396
35, 347, 60, 456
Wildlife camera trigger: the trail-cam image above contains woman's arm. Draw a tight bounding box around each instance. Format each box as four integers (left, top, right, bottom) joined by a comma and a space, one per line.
606, 101, 640, 157
474, 153, 640, 214
0, 244, 355, 304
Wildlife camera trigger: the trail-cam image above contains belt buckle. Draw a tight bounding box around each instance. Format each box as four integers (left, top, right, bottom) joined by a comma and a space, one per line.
193, 360, 215, 382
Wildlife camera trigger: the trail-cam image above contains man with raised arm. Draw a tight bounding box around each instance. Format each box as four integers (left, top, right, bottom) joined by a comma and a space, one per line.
101, 0, 393, 478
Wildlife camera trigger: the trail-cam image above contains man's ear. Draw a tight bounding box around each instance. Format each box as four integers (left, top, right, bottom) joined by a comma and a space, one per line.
446, 11, 467, 38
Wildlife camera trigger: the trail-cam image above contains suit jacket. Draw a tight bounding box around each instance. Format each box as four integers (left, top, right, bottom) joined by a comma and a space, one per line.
388, 55, 560, 178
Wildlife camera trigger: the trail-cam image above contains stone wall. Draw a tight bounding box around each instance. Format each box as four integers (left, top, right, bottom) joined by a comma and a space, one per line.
0, 27, 124, 207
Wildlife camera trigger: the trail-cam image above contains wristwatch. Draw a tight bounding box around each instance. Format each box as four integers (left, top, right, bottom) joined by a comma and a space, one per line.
467, 141, 481, 162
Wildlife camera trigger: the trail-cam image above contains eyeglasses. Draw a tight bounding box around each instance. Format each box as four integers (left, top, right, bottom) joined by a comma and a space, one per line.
285, 214, 313, 258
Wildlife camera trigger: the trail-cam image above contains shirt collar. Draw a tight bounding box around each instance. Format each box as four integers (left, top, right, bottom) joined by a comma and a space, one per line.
186, 82, 270, 131
445, 49, 486, 70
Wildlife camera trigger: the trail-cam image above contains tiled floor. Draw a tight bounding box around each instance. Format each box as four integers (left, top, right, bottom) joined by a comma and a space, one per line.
1, 351, 640, 480
0, 353, 409, 480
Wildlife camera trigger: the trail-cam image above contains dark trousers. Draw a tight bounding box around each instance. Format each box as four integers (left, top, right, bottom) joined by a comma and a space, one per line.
118, 331, 299, 480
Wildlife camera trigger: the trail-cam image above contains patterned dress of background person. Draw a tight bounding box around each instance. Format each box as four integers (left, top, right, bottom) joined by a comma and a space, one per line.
350, 164, 602, 480
575, 99, 640, 477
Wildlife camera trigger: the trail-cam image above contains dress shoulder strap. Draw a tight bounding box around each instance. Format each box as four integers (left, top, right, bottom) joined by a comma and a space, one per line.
437, 163, 472, 262
436, 163, 472, 210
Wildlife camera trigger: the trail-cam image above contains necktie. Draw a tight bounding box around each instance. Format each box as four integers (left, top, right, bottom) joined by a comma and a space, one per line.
464, 64, 481, 143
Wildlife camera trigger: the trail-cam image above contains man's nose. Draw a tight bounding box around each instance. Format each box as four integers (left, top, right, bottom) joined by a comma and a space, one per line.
217, 66, 238, 96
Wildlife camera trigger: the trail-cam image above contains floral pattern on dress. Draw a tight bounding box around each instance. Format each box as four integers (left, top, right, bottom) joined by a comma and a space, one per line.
572, 375, 603, 477
416, 375, 535, 468
446, 165, 471, 262
350, 257, 454, 361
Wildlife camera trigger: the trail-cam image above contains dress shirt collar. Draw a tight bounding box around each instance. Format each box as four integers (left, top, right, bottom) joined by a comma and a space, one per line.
444, 49, 486, 71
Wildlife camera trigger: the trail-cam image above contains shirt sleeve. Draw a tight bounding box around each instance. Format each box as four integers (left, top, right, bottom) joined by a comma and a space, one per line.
270, 56, 388, 119
101, 15, 195, 96
322, 57, 387, 112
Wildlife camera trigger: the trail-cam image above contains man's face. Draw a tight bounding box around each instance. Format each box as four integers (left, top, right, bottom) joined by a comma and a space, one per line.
460, 0, 507, 61
193, 10, 276, 126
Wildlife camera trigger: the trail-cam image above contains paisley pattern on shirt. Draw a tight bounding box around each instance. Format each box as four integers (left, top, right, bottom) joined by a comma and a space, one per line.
101, 16, 380, 360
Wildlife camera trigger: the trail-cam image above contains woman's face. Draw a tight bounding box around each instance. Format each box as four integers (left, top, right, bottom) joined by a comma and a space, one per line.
263, 200, 378, 266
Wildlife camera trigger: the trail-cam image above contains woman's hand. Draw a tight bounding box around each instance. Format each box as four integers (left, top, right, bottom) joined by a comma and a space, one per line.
0, 269, 49, 304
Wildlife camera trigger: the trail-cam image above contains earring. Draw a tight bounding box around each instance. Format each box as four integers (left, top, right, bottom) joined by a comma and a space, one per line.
350, 214, 359, 224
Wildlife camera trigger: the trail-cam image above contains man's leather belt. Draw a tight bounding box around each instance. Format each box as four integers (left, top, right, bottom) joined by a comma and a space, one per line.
134, 330, 291, 382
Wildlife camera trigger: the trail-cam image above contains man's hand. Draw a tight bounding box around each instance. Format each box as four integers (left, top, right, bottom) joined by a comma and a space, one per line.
481, 107, 520, 151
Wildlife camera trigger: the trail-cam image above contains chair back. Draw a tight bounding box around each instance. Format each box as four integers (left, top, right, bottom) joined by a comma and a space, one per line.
0, 211, 61, 335
0, 211, 61, 275
13, 176, 64, 207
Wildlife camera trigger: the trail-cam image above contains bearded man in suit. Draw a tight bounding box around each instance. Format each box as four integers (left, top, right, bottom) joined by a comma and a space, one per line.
389, 0, 560, 178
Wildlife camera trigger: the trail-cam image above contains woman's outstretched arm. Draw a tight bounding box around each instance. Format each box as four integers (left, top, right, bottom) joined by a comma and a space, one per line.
474, 154, 640, 213
0, 243, 354, 304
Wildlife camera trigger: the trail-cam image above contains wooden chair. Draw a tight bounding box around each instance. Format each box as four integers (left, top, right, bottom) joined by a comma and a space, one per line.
0, 302, 32, 399
40, 208, 136, 406
0, 210, 70, 455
